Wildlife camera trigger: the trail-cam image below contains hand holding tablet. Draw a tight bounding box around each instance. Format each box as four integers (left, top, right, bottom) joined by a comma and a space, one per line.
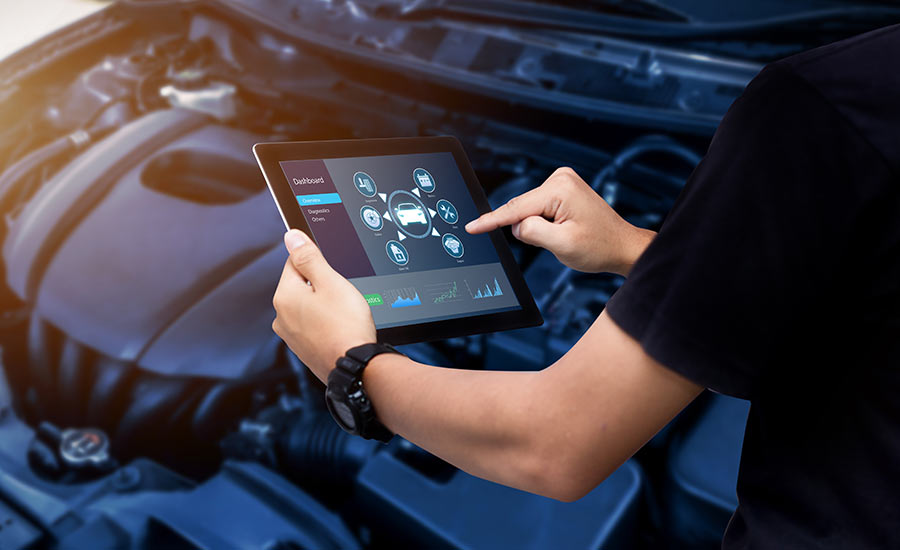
254, 137, 542, 344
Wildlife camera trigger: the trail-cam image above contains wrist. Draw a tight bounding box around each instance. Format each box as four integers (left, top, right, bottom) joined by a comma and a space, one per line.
326, 343, 403, 442
323, 338, 373, 378
615, 227, 656, 277
361, 352, 395, 384
333, 341, 402, 375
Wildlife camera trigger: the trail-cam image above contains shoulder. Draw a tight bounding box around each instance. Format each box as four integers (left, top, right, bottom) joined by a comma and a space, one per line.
777, 22, 900, 76
766, 24, 900, 175
708, 62, 832, 156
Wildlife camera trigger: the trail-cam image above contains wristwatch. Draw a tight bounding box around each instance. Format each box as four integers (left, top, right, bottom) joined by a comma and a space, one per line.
325, 343, 402, 443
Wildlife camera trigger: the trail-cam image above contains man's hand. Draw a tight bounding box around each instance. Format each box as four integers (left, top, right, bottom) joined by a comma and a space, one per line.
272, 229, 376, 382
465, 167, 655, 276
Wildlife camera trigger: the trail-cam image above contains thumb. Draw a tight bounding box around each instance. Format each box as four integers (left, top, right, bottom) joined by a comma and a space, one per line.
284, 230, 336, 289
511, 215, 565, 250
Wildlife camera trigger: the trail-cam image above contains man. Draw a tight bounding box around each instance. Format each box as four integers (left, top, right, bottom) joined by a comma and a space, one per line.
272, 25, 900, 548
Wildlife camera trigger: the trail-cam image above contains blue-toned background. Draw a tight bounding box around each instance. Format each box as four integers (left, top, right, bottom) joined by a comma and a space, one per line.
0, 1, 894, 548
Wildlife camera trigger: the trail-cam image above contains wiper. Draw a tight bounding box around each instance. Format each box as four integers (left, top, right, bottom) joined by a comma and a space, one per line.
377, 0, 900, 41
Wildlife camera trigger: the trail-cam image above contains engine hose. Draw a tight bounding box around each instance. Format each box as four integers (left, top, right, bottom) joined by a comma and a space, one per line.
589, 134, 702, 197
277, 413, 379, 496
0, 135, 75, 211
0, 101, 134, 214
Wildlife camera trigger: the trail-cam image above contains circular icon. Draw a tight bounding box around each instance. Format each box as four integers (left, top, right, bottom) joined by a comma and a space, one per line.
385, 240, 410, 266
360, 205, 383, 231
435, 199, 459, 225
388, 190, 432, 239
353, 171, 377, 197
412, 168, 436, 193
441, 233, 465, 259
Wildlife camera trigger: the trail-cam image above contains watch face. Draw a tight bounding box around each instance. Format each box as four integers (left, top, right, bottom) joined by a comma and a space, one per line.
329, 396, 357, 430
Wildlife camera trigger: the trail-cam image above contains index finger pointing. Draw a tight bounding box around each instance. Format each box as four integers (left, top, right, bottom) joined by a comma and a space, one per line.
466, 185, 551, 234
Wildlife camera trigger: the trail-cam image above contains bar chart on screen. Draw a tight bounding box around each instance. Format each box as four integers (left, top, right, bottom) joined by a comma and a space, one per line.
466, 278, 504, 300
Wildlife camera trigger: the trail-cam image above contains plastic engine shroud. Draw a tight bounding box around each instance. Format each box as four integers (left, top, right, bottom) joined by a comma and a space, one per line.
4, 109, 287, 379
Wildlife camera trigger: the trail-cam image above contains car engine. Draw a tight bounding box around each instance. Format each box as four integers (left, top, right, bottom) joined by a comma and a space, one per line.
0, 1, 894, 548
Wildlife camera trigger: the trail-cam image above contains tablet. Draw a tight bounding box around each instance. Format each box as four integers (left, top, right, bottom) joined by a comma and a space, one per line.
253, 136, 543, 345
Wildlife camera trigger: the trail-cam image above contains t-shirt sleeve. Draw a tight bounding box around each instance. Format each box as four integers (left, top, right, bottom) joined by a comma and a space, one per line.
604, 63, 885, 399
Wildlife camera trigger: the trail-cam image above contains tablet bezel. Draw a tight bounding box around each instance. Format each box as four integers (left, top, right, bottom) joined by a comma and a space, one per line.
253, 136, 543, 345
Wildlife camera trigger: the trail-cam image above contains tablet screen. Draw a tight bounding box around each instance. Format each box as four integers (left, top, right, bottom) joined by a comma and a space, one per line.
279, 152, 522, 329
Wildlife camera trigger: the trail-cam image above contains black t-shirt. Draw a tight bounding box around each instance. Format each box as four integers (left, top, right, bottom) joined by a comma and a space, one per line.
605, 25, 900, 549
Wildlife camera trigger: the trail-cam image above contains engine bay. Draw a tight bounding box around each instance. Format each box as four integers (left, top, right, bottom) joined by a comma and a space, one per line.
0, 1, 883, 548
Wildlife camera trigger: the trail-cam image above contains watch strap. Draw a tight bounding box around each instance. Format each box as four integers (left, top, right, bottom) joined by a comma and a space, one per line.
343, 343, 404, 374
364, 416, 394, 443
331, 343, 403, 442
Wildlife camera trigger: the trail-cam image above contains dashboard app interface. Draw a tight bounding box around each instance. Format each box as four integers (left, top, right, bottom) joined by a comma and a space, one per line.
280, 152, 521, 328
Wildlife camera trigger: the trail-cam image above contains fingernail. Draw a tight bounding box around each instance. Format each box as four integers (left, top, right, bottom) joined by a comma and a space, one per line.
284, 230, 308, 252
465, 220, 477, 232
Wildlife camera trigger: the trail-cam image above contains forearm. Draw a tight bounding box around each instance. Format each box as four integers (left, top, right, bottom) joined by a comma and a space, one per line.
359, 313, 701, 502
362, 355, 555, 495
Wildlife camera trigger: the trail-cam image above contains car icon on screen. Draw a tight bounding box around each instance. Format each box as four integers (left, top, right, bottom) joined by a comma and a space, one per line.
395, 202, 428, 226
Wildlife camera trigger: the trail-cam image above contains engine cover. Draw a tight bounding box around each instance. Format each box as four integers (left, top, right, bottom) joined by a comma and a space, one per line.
4, 109, 286, 379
